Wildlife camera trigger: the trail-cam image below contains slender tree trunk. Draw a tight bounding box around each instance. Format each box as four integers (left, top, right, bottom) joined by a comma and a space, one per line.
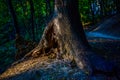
45, 0, 52, 16
7, 0, 24, 60
24, 0, 117, 75
45, 0, 54, 24
89, 0, 95, 25
115, 0, 120, 13
7, 0, 20, 36
18, 0, 31, 38
99, 0, 105, 18
29, 0, 35, 41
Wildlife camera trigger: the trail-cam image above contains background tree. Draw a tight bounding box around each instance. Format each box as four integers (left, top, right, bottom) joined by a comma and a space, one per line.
115, 0, 120, 13
45, 0, 52, 16
7, 0, 20, 37
29, 0, 35, 41
89, 0, 95, 25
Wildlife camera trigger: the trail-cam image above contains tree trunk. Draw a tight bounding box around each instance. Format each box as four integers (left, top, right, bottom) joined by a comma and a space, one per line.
18, 0, 31, 38
29, 0, 35, 41
89, 0, 95, 25
115, 0, 120, 13
99, 0, 105, 18
7, 0, 20, 36
23, 0, 117, 75
45, 0, 52, 16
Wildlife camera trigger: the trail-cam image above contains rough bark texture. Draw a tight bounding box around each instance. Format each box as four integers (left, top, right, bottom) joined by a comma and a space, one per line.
22, 0, 117, 75
23, 0, 91, 72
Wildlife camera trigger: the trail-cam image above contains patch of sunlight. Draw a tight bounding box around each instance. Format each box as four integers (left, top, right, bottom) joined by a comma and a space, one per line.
75, 58, 84, 69
54, 19, 61, 34
87, 32, 120, 40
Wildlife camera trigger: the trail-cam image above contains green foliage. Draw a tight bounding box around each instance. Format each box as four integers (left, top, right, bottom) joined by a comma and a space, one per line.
79, 0, 91, 23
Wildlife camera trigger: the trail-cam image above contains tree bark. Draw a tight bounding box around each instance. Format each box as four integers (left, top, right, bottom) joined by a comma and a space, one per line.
18, 0, 31, 37
7, 0, 20, 36
23, 0, 117, 75
29, 0, 35, 41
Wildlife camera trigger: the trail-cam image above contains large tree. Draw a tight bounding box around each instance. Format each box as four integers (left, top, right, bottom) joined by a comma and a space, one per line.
22, 0, 118, 77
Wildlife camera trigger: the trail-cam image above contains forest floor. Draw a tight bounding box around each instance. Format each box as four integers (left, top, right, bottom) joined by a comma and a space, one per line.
0, 34, 120, 80
88, 36, 120, 66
